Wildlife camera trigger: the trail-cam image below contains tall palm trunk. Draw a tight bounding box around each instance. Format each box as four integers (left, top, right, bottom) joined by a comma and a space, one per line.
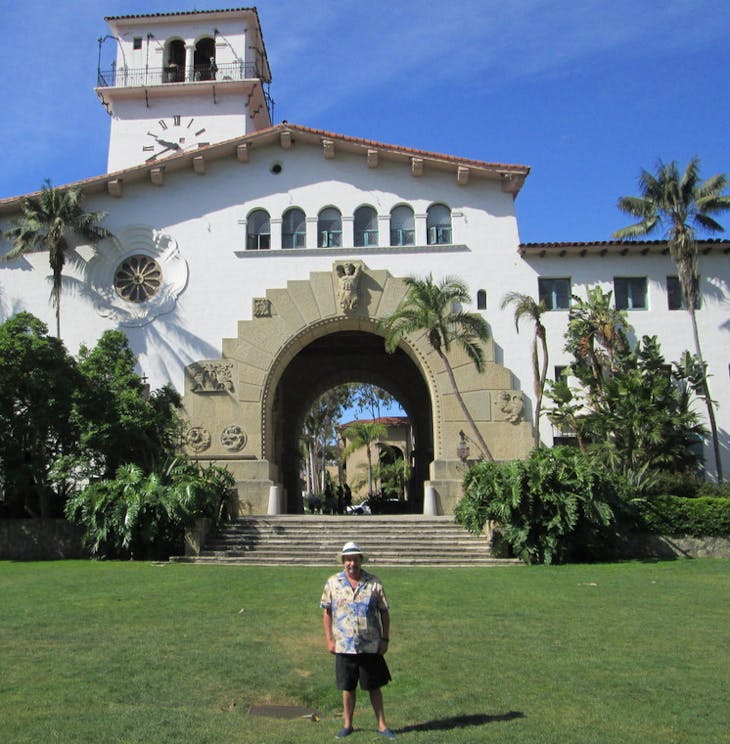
534, 327, 549, 448
437, 348, 493, 461
688, 307, 723, 481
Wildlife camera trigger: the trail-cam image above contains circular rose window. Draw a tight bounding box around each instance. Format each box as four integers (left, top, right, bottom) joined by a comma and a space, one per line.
114, 255, 162, 303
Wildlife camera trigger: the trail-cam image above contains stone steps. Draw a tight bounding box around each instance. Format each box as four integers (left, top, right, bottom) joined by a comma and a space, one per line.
173, 515, 519, 567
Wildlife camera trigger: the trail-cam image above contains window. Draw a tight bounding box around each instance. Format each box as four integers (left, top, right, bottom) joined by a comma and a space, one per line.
614, 277, 647, 310
164, 39, 186, 82
427, 203, 452, 244
318, 207, 342, 247
114, 255, 162, 303
282, 208, 306, 249
538, 277, 571, 310
193, 37, 216, 81
133, 37, 143, 50
354, 206, 378, 247
476, 289, 487, 310
554, 365, 568, 380
667, 275, 700, 310
246, 209, 270, 250
390, 205, 415, 246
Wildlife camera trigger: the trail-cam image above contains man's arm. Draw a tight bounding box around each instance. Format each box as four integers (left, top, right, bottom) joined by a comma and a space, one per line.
323, 607, 336, 653
378, 609, 390, 655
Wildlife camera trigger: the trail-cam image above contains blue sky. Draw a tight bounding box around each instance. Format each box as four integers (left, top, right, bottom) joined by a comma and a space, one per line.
1, 0, 729, 244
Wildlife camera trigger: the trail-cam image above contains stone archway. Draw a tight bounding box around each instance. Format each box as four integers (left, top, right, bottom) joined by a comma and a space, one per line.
180, 261, 533, 515
271, 328, 432, 513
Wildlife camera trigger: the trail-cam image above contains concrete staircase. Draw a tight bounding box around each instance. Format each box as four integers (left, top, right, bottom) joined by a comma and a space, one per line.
174, 515, 519, 566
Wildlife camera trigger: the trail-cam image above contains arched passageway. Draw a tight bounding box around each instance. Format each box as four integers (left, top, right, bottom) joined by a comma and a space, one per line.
272, 330, 432, 513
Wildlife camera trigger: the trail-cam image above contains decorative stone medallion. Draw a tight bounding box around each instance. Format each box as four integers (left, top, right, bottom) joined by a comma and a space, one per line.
185, 426, 211, 452
86, 224, 188, 327
221, 424, 247, 451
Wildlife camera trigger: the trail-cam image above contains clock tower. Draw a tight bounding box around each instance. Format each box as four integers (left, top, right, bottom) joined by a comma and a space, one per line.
96, 8, 273, 172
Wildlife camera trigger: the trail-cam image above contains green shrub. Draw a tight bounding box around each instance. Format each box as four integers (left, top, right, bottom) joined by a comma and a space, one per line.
697, 481, 730, 499
456, 447, 622, 564
632, 494, 730, 536
65, 456, 234, 559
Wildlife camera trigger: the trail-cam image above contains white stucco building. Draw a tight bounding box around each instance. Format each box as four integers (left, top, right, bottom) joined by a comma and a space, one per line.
1, 9, 727, 513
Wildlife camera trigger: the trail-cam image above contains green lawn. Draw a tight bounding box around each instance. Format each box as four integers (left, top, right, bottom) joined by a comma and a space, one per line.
0, 559, 727, 744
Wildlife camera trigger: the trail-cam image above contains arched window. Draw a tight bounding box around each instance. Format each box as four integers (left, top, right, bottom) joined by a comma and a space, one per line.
246, 209, 270, 250
282, 208, 306, 249
390, 205, 415, 246
164, 39, 186, 82
427, 203, 452, 245
318, 207, 342, 247
477, 289, 487, 310
193, 37, 217, 80
354, 206, 378, 247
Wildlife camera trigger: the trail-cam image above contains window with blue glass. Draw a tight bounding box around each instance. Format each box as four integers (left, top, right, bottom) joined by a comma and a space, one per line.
427, 203, 452, 245
246, 209, 270, 250
667, 275, 700, 310
282, 208, 306, 249
354, 206, 378, 247
614, 277, 647, 310
390, 205, 415, 246
538, 277, 571, 310
318, 207, 342, 247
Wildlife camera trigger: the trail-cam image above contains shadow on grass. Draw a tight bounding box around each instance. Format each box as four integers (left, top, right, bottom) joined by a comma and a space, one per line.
396, 711, 524, 733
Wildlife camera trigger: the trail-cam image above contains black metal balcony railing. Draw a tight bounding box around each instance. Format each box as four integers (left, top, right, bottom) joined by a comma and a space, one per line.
97, 60, 263, 89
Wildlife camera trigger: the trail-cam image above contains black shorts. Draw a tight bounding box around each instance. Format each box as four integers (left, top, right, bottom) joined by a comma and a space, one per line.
335, 653, 391, 691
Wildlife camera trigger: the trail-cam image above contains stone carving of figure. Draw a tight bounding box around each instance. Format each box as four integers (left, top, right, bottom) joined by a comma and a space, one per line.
190, 361, 235, 393
497, 391, 524, 423
335, 262, 362, 313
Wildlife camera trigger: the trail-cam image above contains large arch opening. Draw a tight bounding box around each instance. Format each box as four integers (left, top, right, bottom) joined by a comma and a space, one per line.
272, 330, 433, 513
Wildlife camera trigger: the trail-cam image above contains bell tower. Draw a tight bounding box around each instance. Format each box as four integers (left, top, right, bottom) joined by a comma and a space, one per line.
95, 8, 273, 172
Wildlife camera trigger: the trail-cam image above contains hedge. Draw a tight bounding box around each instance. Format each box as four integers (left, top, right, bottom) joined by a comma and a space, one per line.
633, 495, 730, 537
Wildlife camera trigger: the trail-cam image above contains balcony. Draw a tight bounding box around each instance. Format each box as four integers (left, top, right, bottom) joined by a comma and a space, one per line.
97, 60, 264, 89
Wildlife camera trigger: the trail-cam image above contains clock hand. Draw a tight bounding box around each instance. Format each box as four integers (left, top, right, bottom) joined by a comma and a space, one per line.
146, 145, 178, 162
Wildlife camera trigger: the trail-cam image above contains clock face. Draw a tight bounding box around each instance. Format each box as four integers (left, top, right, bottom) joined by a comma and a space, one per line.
143, 116, 209, 161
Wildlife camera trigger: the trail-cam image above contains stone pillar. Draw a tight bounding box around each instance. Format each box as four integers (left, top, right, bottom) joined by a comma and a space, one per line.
423, 485, 438, 516
267, 484, 281, 515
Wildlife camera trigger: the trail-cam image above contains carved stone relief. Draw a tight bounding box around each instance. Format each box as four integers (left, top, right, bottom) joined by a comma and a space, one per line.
253, 297, 272, 317
221, 425, 247, 451
86, 224, 188, 327
493, 390, 525, 423
334, 261, 362, 313
189, 361, 235, 393
185, 426, 211, 452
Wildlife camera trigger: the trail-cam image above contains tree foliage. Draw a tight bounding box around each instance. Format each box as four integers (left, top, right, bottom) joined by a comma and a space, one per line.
1, 181, 112, 338
0, 313, 81, 517
379, 273, 493, 459
545, 289, 706, 489
613, 157, 730, 481
342, 420, 389, 496
455, 447, 621, 564
64, 457, 234, 560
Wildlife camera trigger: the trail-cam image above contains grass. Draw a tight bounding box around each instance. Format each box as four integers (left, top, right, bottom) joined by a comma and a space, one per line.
0, 559, 728, 744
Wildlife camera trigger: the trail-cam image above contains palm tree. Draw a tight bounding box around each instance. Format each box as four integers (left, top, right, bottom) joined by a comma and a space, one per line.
613, 158, 730, 481
342, 420, 389, 496
380, 274, 493, 460
2, 180, 112, 338
501, 292, 548, 448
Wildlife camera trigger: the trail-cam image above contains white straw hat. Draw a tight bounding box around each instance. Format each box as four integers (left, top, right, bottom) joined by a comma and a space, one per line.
340, 541, 365, 559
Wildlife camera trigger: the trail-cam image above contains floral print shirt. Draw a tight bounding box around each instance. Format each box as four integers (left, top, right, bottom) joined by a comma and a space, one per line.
320, 569, 390, 654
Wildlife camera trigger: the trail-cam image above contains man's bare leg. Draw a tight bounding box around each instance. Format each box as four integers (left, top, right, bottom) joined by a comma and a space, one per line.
369, 687, 388, 731
342, 689, 356, 730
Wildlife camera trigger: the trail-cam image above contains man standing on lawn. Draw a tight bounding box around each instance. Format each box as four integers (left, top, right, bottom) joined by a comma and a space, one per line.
321, 541, 395, 739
